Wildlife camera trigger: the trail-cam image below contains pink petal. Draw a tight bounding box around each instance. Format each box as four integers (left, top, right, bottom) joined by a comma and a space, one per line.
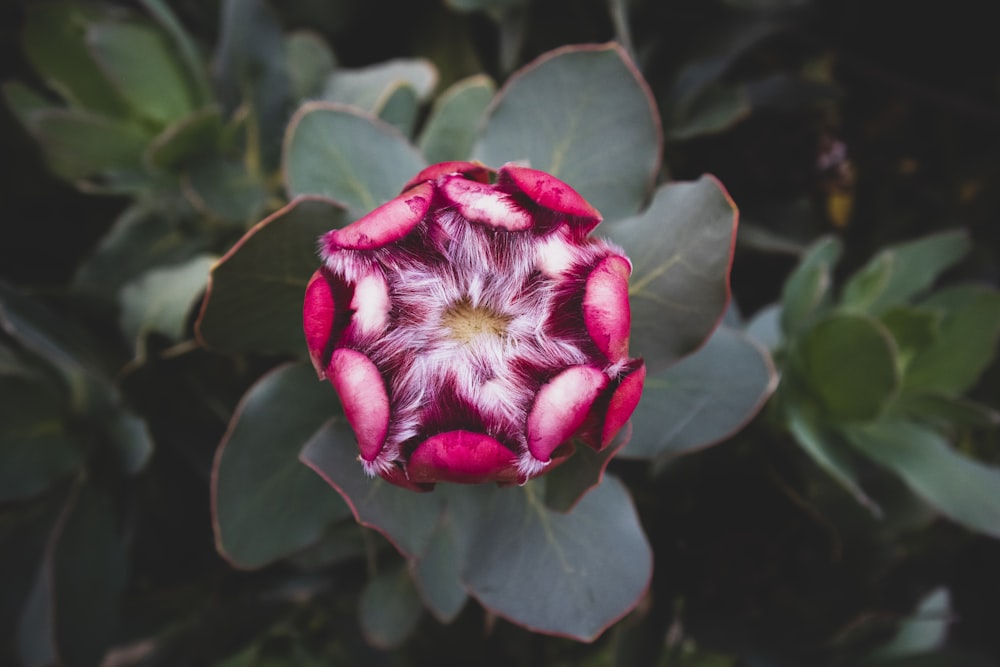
583, 255, 633, 362
402, 161, 492, 190
323, 182, 433, 251
500, 164, 601, 232
440, 175, 533, 231
327, 349, 389, 463
599, 363, 646, 449
527, 365, 608, 462
407, 431, 519, 484
303, 270, 334, 378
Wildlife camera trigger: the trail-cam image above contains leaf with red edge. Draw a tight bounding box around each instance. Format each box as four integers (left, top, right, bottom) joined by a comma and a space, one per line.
212, 363, 351, 569
604, 176, 739, 372
543, 425, 631, 512
474, 43, 662, 221
196, 196, 346, 356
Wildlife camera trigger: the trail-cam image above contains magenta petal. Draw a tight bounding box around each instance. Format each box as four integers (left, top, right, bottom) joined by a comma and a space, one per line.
324, 181, 433, 251
500, 164, 602, 231
402, 161, 492, 190
303, 270, 333, 378
327, 349, 389, 462
408, 431, 519, 484
527, 365, 608, 462
440, 175, 533, 231
600, 363, 646, 448
583, 255, 633, 362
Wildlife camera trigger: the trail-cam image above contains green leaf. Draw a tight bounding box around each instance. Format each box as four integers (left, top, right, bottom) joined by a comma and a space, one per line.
2, 81, 51, 129
283, 103, 426, 219
183, 156, 269, 224
904, 286, 1000, 395
377, 83, 420, 137
880, 307, 941, 361
419, 75, 495, 163
22, 108, 150, 183
73, 197, 216, 298
87, 20, 198, 125
286, 31, 336, 101
104, 410, 154, 476
359, 565, 424, 649
445, 0, 528, 11
137, 0, 214, 104
214, 0, 291, 168
785, 399, 881, 515
146, 105, 224, 170
668, 83, 751, 140
321, 58, 438, 111
745, 303, 783, 351
120, 254, 216, 354
212, 363, 351, 569
412, 516, 468, 623
844, 420, 1000, 539
196, 197, 346, 356
21, 2, 129, 116
0, 376, 82, 502
623, 326, 776, 460
867, 588, 950, 661
780, 236, 842, 336
474, 43, 661, 220
459, 476, 651, 641
300, 419, 447, 558
841, 231, 971, 315
795, 314, 899, 422
603, 177, 738, 371
889, 393, 1000, 430
543, 428, 631, 512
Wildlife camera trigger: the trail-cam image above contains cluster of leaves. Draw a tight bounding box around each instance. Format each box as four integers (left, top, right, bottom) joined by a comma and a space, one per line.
2, 0, 999, 665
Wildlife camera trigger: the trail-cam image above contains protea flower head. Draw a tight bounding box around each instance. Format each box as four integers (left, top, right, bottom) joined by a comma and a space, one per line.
303, 161, 645, 490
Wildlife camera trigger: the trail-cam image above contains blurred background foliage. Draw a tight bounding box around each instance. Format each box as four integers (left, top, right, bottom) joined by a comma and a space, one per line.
2, 0, 999, 665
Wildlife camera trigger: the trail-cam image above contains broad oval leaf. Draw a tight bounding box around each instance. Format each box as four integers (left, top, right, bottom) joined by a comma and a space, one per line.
780, 236, 842, 336
321, 58, 438, 111
300, 419, 447, 558
283, 102, 426, 219
795, 314, 899, 423
359, 565, 425, 650
418, 75, 496, 164
212, 363, 351, 569
474, 43, 661, 221
622, 326, 776, 460
412, 516, 468, 624
604, 176, 738, 371
286, 30, 336, 101
196, 196, 346, 356
460, 476, 651, 642
844, 420, 1000, 539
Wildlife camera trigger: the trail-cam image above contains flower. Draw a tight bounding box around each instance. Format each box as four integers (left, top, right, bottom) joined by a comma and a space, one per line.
303, 161, 645, 489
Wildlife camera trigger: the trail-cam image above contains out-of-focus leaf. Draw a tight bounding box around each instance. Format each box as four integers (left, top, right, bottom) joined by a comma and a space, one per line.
21, 2, 128, 116
182, 156, 269, 224
120, 254, 217, 354
214, 0, 290, 167
212, 363, 350, 569
377, 83, 420, 137
880, 307, 941, 362
786, 400, 881, 515
73, 197, 215, 298
867, 588, 951, 661
904, 286, 1000, 395
146, 105, 223, 170
780, 236, 841, 336
412, 516, 467, 623
668, 84, 750, 140
138, 0, 213, 103
745, 303, 783, 351
286, 31, 336, 101
22, 108, 150, 182
419, 75, 495, 164
359, 565, 424, 650
604, 177, 738, 371
0, 376, 81, 502
841, 231, 970, 315
105, 410, 154, 476
459, 476, 651, 642
475, 43, 661, 221
2, 81, 51, 128
86, 20, 198, 125
196, 197, 346, 356
890, 393, 1000, 430
321, 58, 437, 111
445, 0, 527, 11
845, 420, 1000, 538
283, 103, 425, 219
624, 326, 776, 460
300, 419, 446, 558
796, 314, 899, 422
